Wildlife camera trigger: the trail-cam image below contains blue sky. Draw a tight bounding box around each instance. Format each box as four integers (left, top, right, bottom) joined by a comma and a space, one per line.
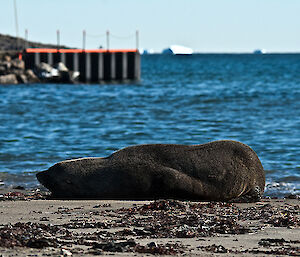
1, 0, 300, 52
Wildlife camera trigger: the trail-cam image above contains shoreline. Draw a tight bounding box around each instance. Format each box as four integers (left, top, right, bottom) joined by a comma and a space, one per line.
0, 189, 299, 256
1, 180, 299, 199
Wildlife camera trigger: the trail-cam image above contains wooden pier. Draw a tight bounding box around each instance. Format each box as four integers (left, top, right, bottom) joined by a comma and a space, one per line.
22, 48, 141, 83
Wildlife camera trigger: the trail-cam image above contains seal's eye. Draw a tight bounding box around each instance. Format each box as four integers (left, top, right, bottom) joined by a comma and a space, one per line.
66, 180, 72, 184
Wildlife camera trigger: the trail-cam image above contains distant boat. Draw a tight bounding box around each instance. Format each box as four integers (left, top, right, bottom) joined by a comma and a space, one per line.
162, 45, 193, 55
253, 49, 266, 54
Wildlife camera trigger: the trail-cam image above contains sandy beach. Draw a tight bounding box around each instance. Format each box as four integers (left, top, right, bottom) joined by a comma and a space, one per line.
0, 189, 299, 256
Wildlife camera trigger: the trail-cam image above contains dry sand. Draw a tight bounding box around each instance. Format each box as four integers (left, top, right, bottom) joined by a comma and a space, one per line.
0, 189, 299, 256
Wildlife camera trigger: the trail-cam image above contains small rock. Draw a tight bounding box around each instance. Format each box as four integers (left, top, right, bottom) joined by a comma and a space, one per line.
17, 74, 28, 84
70, 71, 80, 80
40, 217, 49, 221
0, 65, 7, 75
35, 62, 59, 81
26, 238, 55, 248
11, 59, 25, 70
4, 55, 11, 62
9, 69, 24, 78
13, 186, 25, 190
61, 248, 72, 256
285, 194, 299, 199
204, 244, 228, 253
0, 74, 18, 84
0, 61, 11, 70
36, 62, 53, 73
25, 69, 40, 83
88, 249, 103, 255
147, 242, 158, 248
55, 62, 68, 72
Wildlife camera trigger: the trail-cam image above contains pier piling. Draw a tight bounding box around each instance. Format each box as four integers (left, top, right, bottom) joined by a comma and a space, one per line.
23, 49, 140, 83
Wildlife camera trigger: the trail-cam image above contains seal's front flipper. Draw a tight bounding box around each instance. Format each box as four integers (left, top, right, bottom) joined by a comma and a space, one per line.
229, 186, 263, 203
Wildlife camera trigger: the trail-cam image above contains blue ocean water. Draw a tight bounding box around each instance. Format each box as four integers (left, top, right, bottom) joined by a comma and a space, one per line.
0, 54, 299, 197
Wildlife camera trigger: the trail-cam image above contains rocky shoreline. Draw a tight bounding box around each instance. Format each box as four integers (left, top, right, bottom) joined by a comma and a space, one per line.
0, 189, 299, 256
0, 52, 79, 84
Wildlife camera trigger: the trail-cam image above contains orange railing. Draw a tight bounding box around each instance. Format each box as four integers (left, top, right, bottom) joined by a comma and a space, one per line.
25, 48, 138, 53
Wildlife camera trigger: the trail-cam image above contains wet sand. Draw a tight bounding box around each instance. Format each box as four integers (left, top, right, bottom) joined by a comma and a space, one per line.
0, 189, 299, 256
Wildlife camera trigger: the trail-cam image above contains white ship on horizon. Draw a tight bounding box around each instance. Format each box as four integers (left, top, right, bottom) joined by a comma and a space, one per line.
162, 45, 193, 55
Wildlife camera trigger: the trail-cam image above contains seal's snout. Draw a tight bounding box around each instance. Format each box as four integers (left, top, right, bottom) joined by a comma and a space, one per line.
36, 169, 53, 190
36, 170, 46, 184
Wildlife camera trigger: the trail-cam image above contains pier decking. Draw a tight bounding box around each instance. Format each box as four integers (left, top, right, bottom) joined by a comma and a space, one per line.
22, 48, 141, 83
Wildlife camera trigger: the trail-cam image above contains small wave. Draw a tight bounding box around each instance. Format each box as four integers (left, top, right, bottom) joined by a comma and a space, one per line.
264, 181, 299, 198
279, 175, 300, 183
0, 171, 40, 189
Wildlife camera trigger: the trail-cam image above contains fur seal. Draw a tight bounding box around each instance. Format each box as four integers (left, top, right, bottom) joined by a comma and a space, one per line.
36, 140, 265, 202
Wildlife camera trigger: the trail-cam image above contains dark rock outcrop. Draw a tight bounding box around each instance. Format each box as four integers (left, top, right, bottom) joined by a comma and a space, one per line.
0, 33, 69, 51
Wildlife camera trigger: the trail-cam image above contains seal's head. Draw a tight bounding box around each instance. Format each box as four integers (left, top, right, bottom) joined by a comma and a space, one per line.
36, 163, 74, 198
36, 157, 106, 199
